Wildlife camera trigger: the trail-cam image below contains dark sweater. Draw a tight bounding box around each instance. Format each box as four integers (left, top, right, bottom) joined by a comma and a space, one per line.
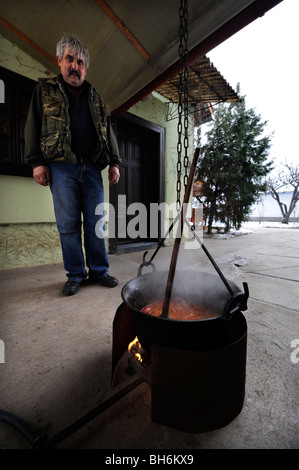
62, 80, 99, 160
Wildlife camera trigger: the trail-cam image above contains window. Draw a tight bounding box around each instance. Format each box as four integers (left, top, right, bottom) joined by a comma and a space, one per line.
0, 66, 36, 177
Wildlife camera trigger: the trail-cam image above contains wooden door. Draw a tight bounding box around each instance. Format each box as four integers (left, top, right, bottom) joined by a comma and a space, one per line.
110, 113, 165, 254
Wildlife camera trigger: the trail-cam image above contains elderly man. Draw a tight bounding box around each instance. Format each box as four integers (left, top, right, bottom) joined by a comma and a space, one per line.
25, 34, 121, 296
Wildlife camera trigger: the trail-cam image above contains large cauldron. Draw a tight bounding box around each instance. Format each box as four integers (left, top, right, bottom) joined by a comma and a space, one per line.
121, 270, 248, 352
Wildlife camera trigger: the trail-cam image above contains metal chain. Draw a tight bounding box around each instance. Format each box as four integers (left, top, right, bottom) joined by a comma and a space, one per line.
176, 0, 189, 210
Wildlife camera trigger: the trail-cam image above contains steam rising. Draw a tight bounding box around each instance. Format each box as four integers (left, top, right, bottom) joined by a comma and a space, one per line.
122, 267, 240, 319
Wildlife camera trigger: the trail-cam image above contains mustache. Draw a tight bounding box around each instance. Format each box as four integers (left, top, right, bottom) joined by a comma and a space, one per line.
68, 69, 80, 79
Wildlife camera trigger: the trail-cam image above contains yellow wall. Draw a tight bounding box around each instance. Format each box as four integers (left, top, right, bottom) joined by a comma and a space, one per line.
0, 172, 110, 224
0, 34, 55, 224
0, 175, 55, 224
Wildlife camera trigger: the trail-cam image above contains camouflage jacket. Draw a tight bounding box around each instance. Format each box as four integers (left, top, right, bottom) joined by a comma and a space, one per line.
25, 75, 121, 169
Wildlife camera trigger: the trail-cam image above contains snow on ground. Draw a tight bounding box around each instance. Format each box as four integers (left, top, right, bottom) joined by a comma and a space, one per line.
204, 220, 299, 239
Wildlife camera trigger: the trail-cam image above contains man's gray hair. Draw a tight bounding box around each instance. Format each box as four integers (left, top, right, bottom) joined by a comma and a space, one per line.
56, 34, 89, 68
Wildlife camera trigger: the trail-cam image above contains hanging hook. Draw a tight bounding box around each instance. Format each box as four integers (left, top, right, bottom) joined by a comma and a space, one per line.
137, 251, 157, 276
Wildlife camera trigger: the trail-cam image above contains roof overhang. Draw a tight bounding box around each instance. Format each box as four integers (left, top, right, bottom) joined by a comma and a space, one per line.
0, 0, 283, 114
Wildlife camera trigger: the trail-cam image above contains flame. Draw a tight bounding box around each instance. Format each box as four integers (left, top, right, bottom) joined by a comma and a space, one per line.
128, 336, 143, 363
128, 336, 139, 351
135, 352, 142, 362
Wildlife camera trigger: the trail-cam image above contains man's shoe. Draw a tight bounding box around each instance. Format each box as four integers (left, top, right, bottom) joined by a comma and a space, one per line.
62, 280, 80, 296
97, 274, 118, 288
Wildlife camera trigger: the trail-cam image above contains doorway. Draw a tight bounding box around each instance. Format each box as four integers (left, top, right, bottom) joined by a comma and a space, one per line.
109, 112, 165, 254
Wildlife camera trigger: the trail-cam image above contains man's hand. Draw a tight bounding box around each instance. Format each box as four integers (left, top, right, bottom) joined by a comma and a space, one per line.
33, 166, 50, 186
108, 166, 120, 185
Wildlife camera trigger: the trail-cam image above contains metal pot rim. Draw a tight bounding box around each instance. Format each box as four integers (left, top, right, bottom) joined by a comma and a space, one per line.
121, 269, 236, 323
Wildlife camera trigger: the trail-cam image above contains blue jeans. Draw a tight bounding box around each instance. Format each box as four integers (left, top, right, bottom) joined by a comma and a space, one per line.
50, 162, 109, 282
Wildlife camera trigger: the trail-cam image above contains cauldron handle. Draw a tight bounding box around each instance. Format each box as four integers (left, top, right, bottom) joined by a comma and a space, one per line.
221, 282, 249, 320
137, 251, 157, 276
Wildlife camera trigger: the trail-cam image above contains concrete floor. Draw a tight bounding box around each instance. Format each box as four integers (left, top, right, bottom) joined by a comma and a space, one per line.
0, 224, 298, 449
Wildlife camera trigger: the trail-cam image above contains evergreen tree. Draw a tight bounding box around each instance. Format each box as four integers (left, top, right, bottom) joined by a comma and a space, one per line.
196, 89, 273, 233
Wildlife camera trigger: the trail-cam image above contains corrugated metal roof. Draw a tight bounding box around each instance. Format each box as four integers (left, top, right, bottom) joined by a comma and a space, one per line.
156, 55, 240, 105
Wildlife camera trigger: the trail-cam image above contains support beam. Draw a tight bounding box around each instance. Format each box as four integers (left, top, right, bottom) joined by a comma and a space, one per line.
0, 16, 57, 67
94, 0, 151, 62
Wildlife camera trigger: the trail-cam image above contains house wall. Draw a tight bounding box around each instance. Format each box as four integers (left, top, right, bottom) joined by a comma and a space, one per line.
0, 34, 63, 268
0, 34, 193, 269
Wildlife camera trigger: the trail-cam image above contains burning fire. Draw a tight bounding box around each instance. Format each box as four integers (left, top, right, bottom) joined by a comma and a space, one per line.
128, 336, 143, 364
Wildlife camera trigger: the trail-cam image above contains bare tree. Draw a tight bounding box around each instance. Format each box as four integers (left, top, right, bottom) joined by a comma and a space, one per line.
267, 162, 299, 223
